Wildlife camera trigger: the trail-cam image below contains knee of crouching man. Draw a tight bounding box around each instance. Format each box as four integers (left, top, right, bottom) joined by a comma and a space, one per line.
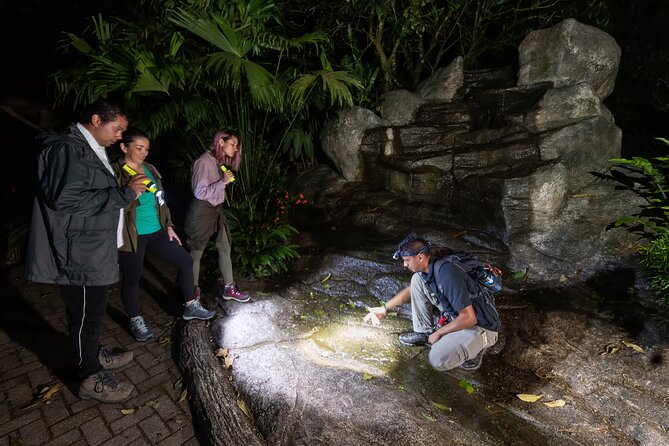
428, 348, 455, 371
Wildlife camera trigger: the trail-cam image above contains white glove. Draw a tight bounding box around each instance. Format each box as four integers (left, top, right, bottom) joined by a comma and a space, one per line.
363, 306, 386, 326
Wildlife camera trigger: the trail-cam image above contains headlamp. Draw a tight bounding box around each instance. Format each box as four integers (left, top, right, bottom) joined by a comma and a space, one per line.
393, 241, 431, 259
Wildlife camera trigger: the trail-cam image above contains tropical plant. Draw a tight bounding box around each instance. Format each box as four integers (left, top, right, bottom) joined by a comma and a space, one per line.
298, 0, 570, 93
607, 138, 669, 300
50, 0, 360, 278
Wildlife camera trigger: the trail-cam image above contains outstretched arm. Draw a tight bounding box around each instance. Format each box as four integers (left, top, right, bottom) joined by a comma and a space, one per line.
369, 286, 411, 321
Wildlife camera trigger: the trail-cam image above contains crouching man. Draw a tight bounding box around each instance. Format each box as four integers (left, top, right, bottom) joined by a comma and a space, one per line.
374, 234, 500, 371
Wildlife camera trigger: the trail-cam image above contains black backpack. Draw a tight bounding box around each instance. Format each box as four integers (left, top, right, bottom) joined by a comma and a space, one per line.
427, 249, 502, 328
433, 248, 503, 294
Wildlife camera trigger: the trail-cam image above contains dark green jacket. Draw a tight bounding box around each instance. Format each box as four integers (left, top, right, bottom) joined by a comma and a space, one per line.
25, 124, 136, 286
112, 159, 174, 253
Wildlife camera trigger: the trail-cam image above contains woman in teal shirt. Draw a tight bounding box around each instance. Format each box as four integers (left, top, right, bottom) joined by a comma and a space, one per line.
114, 128, 215, 341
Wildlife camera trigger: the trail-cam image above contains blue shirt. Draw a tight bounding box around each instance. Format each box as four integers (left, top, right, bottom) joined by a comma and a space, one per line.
420, 259, 501, 332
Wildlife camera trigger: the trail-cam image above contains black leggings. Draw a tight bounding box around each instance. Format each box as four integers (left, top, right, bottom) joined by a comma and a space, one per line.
118, 229, 195, 318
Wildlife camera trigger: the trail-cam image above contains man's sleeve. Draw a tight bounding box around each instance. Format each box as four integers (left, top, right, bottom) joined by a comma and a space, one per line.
40, 145, 132, 216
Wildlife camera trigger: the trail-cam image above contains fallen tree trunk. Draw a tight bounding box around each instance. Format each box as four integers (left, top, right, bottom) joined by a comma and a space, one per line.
178, 320, 265, 446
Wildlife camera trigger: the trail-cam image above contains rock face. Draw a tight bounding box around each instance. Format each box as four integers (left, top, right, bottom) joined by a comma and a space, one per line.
318, 18, 640, 281
517, 18, 621, 99
320, 107, 390, 182
185, 235, 669, 446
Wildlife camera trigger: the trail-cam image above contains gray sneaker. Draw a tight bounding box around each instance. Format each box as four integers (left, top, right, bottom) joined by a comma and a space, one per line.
98, 347, 133, 370
183, 298, 216, 321
129, 316, 153, 341
79, 370, 134, 403
460, 348, 487, 371
398, 332, 430, 346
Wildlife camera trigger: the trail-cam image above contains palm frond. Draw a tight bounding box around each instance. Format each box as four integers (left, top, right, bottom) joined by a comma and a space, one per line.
170, 8, 237, 54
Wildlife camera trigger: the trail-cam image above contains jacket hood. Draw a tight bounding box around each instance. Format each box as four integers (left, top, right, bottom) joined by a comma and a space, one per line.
35, 123, 83, 147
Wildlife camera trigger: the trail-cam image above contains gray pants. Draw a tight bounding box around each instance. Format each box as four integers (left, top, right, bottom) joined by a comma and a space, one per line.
410, 273, 498, 371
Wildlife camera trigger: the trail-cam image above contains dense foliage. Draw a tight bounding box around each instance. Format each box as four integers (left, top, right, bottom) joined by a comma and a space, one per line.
43, 0, 669, 282
51, 0, 360, 278
607, 138, 669, 300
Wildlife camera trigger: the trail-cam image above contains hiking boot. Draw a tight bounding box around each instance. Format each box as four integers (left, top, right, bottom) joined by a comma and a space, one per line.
78, 370, 134, 403
460, 348, 487, 371
183, 298, 216, 321
399, 332, 430, 346
220, 282, 250, 303
129, 315, 153, 342
98, 347, 133, 370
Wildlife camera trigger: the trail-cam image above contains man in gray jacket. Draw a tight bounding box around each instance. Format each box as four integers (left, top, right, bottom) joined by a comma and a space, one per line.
25, 101, 148, 402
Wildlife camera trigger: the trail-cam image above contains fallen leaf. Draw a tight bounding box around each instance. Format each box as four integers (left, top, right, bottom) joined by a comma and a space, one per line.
421, 412, 436, 422
430, 401, 452, 412
458, 379, 475, 394
321, 273, 332, 283
544, 399, 566, 408
41, 383, 62, 401
622, 340, 644, 353
559, 275, 568, 282
600, 343, 620, 355
512, 269, 528, 280
18, 398, 42, 411
158, 334, 172, 347
215, 348, 228, 358
120, 408, 136, 415
146, 399, 160, 409
516, 393, 544, 402
237, 399, 252, 419
224, 354, 235, 369
363, 373, 374, 380
178, 388, 187, 402
534, 368, 554, 379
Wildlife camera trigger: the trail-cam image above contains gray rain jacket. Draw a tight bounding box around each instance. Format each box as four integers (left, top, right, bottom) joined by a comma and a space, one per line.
25, 124, 136, 286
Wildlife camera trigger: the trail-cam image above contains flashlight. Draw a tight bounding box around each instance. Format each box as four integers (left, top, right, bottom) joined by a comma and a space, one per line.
220, 164, 236, 182
122, 164, 165, 205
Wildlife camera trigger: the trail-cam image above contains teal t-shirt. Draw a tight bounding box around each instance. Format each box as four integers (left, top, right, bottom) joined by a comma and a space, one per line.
135, 166, 162, 235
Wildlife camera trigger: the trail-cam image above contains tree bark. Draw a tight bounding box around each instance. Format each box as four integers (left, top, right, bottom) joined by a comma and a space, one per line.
178, 320, 265, 446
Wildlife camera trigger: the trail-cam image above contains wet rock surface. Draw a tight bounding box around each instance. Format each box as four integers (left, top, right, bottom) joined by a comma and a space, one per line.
189, 227, 669, 445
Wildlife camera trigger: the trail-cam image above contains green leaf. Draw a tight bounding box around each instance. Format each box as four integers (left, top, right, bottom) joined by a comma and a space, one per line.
430, 401, 452, 412
458, 379, 475, 394
421, 412, 436, 422
512, 268, 527, 280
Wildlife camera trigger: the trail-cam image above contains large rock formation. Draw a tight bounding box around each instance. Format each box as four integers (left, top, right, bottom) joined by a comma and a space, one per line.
318, 18, 640, 282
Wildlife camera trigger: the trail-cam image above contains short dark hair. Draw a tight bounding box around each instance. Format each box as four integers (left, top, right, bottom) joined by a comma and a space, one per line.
393, 233, 431, 259
79, 101, 126, 125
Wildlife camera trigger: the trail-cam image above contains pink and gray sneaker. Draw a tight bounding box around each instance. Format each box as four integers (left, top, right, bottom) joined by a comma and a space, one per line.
221, 282, 251, 303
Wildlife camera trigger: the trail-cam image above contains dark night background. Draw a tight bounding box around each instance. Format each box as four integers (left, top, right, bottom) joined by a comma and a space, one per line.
1, 0, 667, 236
